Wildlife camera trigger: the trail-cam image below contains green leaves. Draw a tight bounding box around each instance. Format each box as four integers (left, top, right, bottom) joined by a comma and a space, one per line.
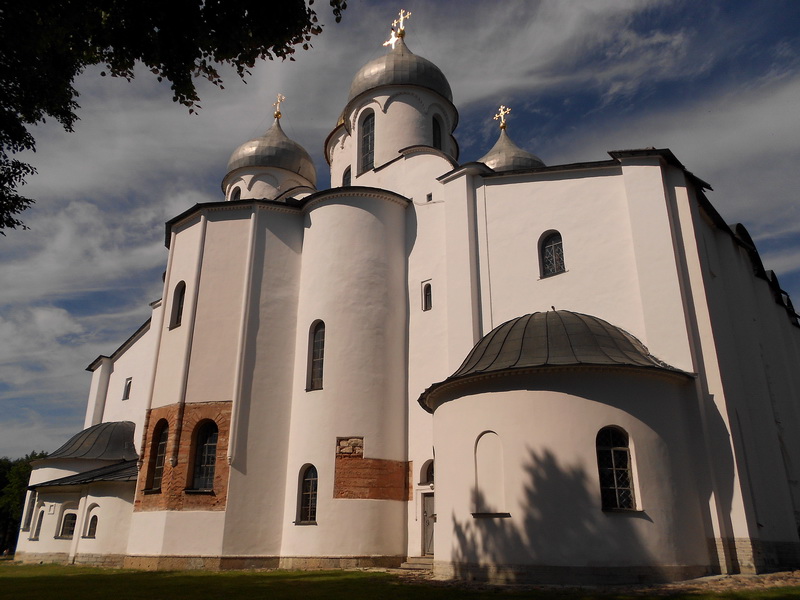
0, 0, 347, 233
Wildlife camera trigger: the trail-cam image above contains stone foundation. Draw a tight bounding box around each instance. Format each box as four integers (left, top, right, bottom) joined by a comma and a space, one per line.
710, 537, 800, 574
434, 560, 710, 585
14, 551, 69, 565
123, 554, 404, 571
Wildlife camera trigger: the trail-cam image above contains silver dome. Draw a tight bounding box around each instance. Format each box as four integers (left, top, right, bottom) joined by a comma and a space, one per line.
226, 119, 317, 185
478, 129, 545, 172
347, 36, 452, 104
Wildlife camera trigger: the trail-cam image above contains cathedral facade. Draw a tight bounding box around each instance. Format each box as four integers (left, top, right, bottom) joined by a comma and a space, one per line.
16, 21, 800, 583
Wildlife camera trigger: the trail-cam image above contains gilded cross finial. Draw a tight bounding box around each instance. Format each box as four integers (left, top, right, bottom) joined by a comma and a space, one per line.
393, 9, 411, 33
494, 105, 512, 130
384, 9, 411, 48
273, 93, 286, 119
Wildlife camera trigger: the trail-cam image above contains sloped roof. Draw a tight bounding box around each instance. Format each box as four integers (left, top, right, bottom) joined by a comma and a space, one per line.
419, 310, 691, 412
47, 421, 138, 461
30, 460, 138, 489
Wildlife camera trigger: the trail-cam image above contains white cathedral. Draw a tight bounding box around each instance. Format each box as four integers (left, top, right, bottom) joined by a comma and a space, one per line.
16, 16, 800, 584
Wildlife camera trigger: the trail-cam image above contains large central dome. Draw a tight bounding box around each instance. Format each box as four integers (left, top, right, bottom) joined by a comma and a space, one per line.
347, 36, 452, 105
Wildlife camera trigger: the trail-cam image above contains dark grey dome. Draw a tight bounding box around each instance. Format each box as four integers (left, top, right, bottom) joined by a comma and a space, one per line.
347, 36, 452, 104
47, 421, 138, 461
419, 310, 689, 411
226, 119, 317, 185
478, 129, 545, 171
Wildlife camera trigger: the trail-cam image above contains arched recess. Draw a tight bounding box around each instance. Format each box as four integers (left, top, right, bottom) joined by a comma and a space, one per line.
474, 431, 506, 514
83, 503, 100, 538
432, 115, 443, 150
420, 459, 435, 485
229, 186, 242, 202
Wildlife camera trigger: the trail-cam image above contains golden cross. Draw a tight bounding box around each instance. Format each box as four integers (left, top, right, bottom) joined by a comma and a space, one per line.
494, 105, 511, 129
393, 9, 412, 31
383, 28, 400, 49
273, 93, 286, 119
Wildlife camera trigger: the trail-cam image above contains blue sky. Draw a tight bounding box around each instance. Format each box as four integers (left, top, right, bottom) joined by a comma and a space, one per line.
1, 0, 799, 458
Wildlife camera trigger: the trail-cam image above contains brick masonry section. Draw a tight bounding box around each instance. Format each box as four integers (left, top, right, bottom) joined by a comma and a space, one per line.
333, 437, 408, 501
134, 401, 231, 512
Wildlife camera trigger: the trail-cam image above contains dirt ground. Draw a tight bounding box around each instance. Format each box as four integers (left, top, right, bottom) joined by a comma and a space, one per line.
388, 568, 800, 595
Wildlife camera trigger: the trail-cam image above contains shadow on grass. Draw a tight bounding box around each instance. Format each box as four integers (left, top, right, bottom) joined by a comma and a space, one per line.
2, 563, 800, 600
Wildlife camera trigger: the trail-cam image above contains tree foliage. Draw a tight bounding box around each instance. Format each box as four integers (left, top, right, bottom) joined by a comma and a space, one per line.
0, 0, 347, 233
0, 452, 48, 553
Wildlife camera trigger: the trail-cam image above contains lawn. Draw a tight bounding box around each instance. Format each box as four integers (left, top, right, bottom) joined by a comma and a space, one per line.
2, 562, 800, 600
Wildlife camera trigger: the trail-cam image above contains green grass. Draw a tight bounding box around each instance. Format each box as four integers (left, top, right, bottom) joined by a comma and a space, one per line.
2, 563, 800, 600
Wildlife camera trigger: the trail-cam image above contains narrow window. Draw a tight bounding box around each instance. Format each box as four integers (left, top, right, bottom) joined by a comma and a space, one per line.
540, 231, 565, 277
298, 465, 318, 524
308, 321, 325, 390
342, 166, 351, 187
85, 515, 98, 538
230, 186, 242, 202
122, 377, 132, 400
191, 421, 218, 491
426, 192, 432, 203
148, 421, 169, 490
432, 116, 443, 150
32, 510, 44, 540
422, 460, 435, 485
422, 282, 432, 311
360, 111, 375, 172
59, 513, 77, 538
170, 281, 187, 329
596, 426, 635, 510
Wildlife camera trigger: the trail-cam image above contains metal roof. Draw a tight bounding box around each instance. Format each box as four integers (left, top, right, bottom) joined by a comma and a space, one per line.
478, 129, 545, 172
419, 310, 691, 411
226, 119, 317, 185
30, 460, 138, 489
47, 421, 139, 461
347, 36, 452, 105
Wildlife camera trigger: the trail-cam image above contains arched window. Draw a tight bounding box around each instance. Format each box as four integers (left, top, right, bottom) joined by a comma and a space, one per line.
148, 421, 169, 490
191, 421, 218, 491
59, 512, 77, 538
170, 281, 187, 329
540, 231, 565, 277
359, 111, 375, 172
308, 321, 325, 390
596, 426, 635, 510
298, 465, 318, 524
342, 166, 351, 187
432, 116, 443, 150
422, 282, 432, 311
230, 186, 242, 202
32, 510, 44, 540
85, 515, 98, 538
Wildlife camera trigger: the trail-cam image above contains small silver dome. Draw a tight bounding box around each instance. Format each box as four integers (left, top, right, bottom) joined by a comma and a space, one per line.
478, 129, 545, 172
347, 36, 452, 104
226, 119, 317, 185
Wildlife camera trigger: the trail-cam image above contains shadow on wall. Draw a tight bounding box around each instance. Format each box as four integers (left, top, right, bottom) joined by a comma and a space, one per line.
451, 447, 661, 584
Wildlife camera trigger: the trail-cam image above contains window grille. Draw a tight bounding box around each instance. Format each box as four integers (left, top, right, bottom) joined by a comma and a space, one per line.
360, 112, 375, 171
299, 465, 318, 523
309, 322, 325, 390
541, 232, 565, 277
596, 427, 635, 510
192, 422, 218, 490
